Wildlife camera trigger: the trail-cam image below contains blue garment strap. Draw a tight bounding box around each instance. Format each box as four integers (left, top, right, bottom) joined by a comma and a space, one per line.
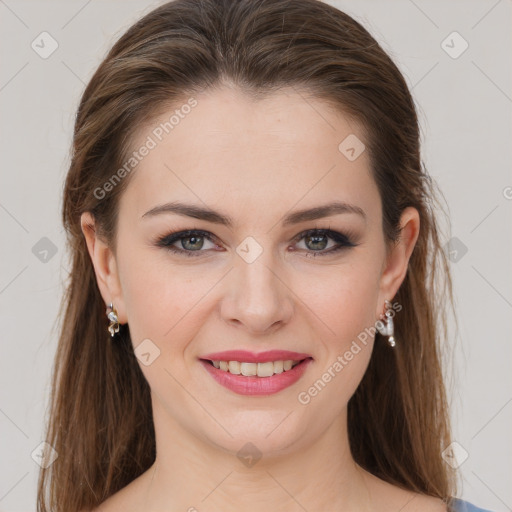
451, 497, 494, 512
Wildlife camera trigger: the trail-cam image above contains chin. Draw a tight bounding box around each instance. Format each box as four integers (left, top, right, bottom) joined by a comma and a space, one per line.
200, 409, 321, 460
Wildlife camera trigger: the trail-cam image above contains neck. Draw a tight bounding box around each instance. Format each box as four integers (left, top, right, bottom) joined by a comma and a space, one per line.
139, 394, 372, 512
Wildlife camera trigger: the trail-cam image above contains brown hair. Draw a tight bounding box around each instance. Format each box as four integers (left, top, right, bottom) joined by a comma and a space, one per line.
38, 0, 459, 510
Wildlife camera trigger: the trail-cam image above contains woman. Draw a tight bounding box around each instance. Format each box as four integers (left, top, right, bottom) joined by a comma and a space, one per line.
37, 1, 494, 511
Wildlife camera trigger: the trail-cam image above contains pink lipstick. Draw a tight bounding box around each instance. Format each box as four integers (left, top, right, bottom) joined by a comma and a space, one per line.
199, 350, 313, 396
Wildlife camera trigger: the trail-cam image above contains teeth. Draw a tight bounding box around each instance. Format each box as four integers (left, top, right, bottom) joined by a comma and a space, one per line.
211, 359, 303, 377
273, 360, 284, 374
256, 362, 274, 377
241, 362, 257, 376
228, 361, 241, 374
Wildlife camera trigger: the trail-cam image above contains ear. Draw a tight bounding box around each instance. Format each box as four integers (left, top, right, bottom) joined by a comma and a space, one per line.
376, 206, 420, 318
80, 212, 127, 324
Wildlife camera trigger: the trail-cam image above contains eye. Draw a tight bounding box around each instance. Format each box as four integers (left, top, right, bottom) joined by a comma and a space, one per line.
292, 228, 357, 257
154, 228, 357, 258
154, 229, 220, 257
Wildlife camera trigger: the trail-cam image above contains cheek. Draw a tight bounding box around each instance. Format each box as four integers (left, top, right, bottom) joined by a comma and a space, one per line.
117, 243, 218, 352
296, 282, 377, 414
300, 258, 381, 345
293, 257, 381, 400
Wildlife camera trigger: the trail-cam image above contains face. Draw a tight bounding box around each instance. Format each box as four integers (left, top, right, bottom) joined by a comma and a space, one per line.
83, 86, 419, 457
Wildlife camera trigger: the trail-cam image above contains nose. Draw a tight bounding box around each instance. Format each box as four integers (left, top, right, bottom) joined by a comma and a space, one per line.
220, 252, 294, 335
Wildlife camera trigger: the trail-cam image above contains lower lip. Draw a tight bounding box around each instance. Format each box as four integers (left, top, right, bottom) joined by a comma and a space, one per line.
199, 358, 313, 396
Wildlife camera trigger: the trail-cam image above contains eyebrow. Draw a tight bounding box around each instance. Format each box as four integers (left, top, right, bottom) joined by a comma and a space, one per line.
141, 200, 366, 226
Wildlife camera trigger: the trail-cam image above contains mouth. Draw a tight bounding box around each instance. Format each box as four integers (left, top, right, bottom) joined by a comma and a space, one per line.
198, 353, 313, 396
200, 357, 309, 377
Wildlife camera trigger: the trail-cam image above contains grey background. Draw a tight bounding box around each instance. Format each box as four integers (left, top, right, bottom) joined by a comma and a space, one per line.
0, 0, 510, 510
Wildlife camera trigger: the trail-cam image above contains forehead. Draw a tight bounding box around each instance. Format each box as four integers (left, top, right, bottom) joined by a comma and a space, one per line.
118, 86, 380, 227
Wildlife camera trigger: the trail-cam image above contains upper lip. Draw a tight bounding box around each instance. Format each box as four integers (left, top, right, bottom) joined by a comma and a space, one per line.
200, 350, 313, 363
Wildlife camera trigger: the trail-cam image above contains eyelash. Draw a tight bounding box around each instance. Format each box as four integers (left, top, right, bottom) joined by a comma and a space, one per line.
154, 228, 357, 258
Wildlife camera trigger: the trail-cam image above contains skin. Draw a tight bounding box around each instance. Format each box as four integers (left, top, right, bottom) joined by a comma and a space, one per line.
81, 86, 446, 511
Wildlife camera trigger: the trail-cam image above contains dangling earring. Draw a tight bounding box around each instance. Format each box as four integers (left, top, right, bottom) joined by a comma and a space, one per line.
376, 299, 396, 347
106, 303, 120, 337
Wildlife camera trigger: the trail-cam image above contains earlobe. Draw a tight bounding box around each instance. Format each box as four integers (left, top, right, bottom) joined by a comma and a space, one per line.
80, 212, 127, 324
377, 207, 420, 314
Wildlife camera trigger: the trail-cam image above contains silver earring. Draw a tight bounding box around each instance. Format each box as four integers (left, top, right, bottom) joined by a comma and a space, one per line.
376, 299, 396, 347
106, 303, 120, 337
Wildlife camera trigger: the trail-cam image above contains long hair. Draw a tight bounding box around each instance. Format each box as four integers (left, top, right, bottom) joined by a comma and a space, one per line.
37, 1, 459, 510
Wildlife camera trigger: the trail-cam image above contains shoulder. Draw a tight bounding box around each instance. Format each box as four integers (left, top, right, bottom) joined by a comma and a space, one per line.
405, 496, 495, 512
358, 469, 447, 511
85, 488, 135, 512
85, 467, 153, 512
403, 494, 449, 512
449, 497, 495, 512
